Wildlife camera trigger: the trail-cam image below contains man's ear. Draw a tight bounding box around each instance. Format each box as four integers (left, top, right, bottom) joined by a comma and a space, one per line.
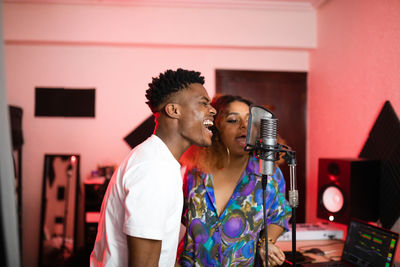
164, 103, 181, 119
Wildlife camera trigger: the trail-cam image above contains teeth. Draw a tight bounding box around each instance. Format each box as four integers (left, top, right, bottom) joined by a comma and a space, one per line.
203, 119, 213, 127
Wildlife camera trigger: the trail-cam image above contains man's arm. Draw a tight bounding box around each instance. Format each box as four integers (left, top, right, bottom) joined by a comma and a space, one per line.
127, 235, 162, 267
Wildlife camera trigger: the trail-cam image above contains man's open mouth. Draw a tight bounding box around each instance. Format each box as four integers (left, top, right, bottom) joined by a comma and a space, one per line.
203, 119, 214, 136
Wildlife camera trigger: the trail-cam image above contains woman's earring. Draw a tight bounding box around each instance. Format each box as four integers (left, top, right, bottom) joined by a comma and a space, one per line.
226, 147, 231, 166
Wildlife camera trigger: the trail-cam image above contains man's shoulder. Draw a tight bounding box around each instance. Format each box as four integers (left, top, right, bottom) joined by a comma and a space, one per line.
122, 136, 178, 174
132, 135, 173, 160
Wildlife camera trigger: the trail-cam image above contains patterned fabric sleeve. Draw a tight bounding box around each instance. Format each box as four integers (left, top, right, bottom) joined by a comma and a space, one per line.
178, 169, 196, 266
266, 167, 292, 231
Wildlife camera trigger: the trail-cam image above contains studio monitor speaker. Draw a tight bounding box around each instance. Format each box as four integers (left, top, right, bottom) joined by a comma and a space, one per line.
317, 158, 380, 224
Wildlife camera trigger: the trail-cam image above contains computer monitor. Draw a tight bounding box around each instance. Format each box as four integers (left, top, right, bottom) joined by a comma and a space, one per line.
342, 219, 399, 266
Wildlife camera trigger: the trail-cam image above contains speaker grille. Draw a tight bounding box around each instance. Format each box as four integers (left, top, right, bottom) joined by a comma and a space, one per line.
321, 185, 344, 213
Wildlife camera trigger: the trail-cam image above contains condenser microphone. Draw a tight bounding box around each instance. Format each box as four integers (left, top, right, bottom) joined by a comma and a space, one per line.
245, 105, 278, 176
260, 118, 277, 176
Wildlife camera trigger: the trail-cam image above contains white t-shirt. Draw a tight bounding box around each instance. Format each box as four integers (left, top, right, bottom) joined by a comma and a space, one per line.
90, 135, 183, 267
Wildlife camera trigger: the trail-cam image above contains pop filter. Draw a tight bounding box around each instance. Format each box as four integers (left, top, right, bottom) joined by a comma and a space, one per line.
245, 105, 276, 149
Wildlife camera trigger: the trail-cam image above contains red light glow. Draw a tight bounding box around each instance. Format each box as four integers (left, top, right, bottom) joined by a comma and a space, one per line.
328, 175, 337, 182
70, 155, 77, 165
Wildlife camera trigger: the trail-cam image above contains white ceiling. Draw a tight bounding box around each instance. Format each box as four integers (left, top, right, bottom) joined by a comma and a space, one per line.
265, 0, 327, 8
4, 0, 329, 9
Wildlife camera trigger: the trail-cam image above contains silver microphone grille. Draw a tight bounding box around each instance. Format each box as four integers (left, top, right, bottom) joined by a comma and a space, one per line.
260, 118, 277, 139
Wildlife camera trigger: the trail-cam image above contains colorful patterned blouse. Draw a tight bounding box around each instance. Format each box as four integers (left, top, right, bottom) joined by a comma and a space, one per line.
178, 155, 292, 267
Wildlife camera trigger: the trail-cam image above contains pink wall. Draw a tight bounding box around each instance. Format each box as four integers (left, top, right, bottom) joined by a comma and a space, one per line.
307, 0, 400, 225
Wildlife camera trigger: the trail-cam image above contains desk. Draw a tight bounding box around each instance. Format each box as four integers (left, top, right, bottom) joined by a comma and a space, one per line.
277, 239, 400, 266
276, 239, 345, 263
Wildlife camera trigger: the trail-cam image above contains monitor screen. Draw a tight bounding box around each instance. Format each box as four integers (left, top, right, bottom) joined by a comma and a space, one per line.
342, 220, 398, 267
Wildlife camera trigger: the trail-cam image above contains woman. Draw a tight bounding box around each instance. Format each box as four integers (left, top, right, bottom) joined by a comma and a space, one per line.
178, 95, 291, 266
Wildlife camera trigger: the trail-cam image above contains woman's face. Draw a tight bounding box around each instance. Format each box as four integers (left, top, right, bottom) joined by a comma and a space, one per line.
216, 100, 250, 156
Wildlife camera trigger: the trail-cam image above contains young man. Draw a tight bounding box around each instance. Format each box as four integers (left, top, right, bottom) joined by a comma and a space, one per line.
90, 68, 216, 267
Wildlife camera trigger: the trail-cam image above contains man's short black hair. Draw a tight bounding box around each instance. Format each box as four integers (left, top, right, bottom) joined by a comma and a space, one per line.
145, 68, 205, 113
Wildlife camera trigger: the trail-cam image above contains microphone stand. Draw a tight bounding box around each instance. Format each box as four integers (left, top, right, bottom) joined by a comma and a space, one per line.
258, 145, 298, 267
283, 150, 298, 267
257, 143, 279, 267
261, 173, 269, 267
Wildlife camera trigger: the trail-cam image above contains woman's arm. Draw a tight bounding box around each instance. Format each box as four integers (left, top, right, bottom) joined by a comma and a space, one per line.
267, 224, 284, 243
258, 224, 286, 266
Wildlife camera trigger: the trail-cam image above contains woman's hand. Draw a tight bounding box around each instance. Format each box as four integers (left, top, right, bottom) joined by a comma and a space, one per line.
259, 240, 285, 266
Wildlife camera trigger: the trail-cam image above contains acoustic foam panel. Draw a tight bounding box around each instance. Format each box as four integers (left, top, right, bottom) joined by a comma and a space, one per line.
359, 101, 400, 229
124, 115, 155, 149
35, 87, 95, 117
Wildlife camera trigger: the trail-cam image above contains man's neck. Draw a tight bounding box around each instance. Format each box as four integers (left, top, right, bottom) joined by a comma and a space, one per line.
154, 130, 189, 161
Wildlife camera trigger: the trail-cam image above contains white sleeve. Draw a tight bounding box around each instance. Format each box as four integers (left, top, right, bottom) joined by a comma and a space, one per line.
122, 162, 176, 240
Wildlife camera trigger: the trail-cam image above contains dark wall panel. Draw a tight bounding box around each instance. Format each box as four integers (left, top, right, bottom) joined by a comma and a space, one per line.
35, 88, 95, 117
